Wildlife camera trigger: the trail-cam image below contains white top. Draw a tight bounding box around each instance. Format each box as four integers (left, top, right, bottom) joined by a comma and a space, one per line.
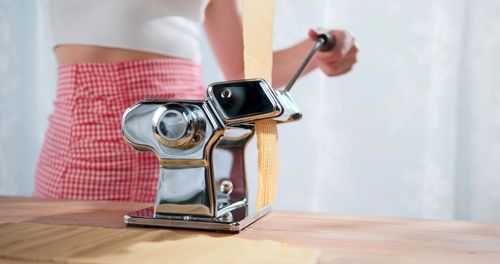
48, 0, 210, 62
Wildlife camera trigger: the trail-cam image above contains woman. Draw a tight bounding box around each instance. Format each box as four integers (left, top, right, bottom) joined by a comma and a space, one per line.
34, 0, 358, 202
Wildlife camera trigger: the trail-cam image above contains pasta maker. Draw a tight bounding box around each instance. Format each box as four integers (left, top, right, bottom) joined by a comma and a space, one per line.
122, 33, 335, 232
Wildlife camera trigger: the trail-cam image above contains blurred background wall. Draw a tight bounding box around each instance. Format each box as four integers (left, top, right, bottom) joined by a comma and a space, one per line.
1, 0, 499, 222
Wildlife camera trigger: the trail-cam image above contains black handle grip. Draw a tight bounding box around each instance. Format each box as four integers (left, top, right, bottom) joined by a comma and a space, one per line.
317, 33, 336, 52
283, 32, 337, 92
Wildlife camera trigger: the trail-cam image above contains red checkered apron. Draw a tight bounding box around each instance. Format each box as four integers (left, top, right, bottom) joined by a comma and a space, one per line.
33, 59, 206, 202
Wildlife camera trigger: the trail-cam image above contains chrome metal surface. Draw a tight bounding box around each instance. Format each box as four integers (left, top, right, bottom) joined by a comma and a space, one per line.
121, 100, 218, 160
155, 167, 211, 216
124, 205, 271, 233
152, 103, 206, 149
273, 90, 302, 123
207, 79, 283, 125
220, 180, 233, 195
221, 88, 232, 99
121, 77, 303, 231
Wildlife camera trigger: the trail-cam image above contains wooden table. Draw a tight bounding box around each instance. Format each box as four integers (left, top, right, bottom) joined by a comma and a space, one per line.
1, 196, 499, 263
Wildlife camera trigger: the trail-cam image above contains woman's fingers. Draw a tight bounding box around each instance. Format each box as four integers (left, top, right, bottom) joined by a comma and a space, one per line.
308, 29, 318, 41
339, 31, 355, 56
319, 45, 358, 64
335, 66, 354, 75
308, 28, 358, 77
319, 56, 357, 76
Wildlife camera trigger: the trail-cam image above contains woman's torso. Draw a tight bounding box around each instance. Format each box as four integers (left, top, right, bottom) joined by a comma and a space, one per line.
54, 45, 177, 65
48, 0, 210, 65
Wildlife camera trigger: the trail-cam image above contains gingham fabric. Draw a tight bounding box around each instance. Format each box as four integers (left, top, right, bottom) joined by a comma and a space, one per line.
33, 59, 206, 202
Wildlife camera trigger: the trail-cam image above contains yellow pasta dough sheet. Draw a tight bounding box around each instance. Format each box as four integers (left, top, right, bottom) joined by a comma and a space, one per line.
241, 0, 280, 210
0, 222, 321, 264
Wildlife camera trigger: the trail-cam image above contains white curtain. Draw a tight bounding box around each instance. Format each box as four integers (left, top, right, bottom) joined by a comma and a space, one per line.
1, 0, 499, 223
0, 0, 56, 196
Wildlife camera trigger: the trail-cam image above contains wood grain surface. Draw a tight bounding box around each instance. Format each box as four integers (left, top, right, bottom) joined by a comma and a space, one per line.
1, 196, 499, 263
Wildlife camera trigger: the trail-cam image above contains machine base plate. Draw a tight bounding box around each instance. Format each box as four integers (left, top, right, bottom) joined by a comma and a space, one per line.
124, 205, 271, 233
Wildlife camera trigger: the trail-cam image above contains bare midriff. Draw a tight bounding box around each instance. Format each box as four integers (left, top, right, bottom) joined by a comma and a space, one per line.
54, 45, 183, 65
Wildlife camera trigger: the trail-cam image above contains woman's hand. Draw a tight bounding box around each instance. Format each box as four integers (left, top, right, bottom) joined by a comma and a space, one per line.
309, 29, 358, 76
205, 0, 359, 87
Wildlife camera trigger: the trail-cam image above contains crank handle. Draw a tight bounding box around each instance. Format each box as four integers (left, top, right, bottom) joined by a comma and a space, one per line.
284, 32, 336, 92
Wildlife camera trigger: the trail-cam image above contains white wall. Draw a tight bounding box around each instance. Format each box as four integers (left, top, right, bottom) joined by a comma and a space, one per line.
0, 0, 56, 196
265, 0, 500, 222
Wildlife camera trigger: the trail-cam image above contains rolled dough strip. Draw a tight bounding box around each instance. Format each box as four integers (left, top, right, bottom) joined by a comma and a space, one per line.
241, 0, 280, 210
